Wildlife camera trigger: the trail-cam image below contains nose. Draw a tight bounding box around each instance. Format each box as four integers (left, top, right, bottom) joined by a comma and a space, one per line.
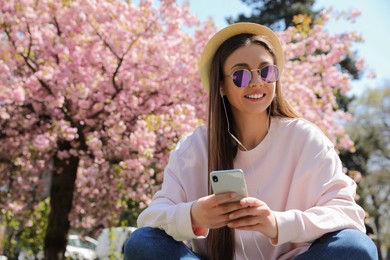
248, 69, 264, 87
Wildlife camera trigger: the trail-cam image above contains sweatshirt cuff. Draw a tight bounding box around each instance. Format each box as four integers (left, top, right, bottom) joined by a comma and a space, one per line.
272, 210, 301, 245
175, 202, 208, 240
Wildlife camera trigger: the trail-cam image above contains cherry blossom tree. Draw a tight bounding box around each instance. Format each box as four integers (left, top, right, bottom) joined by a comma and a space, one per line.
0, 0, 364, 258
0, 0, 211, 257
280, 12, 364, 151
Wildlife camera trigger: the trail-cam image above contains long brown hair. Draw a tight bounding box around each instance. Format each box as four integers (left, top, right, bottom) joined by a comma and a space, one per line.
206, 34, 300, 260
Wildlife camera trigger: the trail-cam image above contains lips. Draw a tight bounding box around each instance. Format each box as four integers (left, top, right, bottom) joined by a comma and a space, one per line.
245, 93, 265, 99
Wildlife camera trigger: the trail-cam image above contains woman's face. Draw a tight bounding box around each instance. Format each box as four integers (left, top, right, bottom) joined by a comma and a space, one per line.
221, 43, 276, 119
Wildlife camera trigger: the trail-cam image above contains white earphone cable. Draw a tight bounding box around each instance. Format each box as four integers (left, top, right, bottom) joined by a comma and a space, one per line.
221, 95, 245, 149
221, 95, 270, 260
239, 231, 249, 260
253, 232, 265, 260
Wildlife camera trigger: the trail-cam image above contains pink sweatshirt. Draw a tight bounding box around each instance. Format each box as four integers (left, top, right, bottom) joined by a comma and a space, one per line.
137, 117, 366, 260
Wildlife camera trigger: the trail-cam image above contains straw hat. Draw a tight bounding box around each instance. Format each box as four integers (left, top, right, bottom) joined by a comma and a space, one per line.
199, 22, 285, 92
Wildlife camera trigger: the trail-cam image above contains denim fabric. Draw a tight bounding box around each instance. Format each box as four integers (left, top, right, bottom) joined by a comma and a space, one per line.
124, 227, 201, 260
293, 229, 378, 260
124, 227, 377, 260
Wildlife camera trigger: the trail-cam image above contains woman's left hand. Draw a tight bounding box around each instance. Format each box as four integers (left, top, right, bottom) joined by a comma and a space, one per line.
227, 197, 278, 241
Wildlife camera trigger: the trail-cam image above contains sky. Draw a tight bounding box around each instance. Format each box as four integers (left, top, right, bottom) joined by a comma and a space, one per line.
182, 0, 390, 97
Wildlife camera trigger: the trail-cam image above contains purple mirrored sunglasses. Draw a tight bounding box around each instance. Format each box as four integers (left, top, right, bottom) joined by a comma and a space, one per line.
225, 65, 280, 88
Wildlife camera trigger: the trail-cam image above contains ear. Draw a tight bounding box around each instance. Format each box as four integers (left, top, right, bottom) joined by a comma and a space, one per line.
219, 86, 225, 97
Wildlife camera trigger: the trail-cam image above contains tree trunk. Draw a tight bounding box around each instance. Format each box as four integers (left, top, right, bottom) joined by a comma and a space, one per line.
44, 148, 79, 260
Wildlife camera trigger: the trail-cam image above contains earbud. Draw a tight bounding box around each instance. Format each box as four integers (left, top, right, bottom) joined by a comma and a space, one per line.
219, 88, 224, 98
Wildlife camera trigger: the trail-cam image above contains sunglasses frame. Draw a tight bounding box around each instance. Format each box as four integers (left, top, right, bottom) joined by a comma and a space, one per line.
224, 65, 280, 88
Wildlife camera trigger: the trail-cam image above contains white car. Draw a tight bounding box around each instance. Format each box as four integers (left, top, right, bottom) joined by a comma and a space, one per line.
18, 234, 98, 260
95, 226, 137, 260
66, 234, 98, 260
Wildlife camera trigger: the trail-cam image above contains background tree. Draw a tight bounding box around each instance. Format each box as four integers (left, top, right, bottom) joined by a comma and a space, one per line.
0, 0, 366, 259
342, 86, 390, 259
228, 0, 317, 31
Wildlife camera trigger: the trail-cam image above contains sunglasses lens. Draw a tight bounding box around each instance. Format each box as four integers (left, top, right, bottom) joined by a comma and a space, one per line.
232, 69, 251, 88
260, 65, 279, 83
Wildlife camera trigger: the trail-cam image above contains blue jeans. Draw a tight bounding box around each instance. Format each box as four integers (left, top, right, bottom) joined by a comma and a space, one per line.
124, 227, 377, 260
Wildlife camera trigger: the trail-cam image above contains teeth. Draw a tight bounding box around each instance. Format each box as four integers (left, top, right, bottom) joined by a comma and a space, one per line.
246, 93, 264, 99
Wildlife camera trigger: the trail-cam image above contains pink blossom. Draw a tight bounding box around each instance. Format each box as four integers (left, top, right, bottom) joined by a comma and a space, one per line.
355, 58, 365, 71
33, 134, 51, 152
351, 8, 362, 19
0, 111, 10, 119
365, 72, 377, 79
13, 87, 25, 102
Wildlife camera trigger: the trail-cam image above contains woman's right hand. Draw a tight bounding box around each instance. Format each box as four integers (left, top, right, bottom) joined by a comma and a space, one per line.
190, 193, 244, 233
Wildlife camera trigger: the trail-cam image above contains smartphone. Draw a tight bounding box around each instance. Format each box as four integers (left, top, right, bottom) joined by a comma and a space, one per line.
210, 169, 248, 203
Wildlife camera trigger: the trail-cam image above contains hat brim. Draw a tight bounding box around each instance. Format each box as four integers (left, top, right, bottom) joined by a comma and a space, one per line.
199, 22, 285, 93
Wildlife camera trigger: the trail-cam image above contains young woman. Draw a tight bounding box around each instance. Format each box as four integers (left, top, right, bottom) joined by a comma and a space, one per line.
125, 23, 377, 260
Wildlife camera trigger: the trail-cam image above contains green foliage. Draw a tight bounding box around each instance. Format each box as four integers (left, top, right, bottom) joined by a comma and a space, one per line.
119, 199, 144, 227
1, 211, 19, 258
342, 85, 390, 258
351, 86, 390, 161
339, 52, 361, 80
334, 88, 356, 112
20, 200, 49, 254
2, 199, 49, 258
228, 0, 318, 31
107, 228, 120, 260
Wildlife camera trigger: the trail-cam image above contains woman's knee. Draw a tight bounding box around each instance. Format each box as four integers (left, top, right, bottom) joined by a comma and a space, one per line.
124, 227, 199, 260
124, 227, 159, 259
333, 229, 378, 258
296, 229, 378, 260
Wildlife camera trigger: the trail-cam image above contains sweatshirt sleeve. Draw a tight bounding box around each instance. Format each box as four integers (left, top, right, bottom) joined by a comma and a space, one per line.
272, 145, 366, 246
137, 130, 208, 241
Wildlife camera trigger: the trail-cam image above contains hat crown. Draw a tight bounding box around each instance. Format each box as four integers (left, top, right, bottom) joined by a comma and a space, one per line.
199, 22, 284, 93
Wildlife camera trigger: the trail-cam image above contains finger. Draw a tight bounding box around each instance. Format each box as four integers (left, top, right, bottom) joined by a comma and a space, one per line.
228, 216, 260, 228
208, 215, 232, 229
231, 206, 274, 226
214, 192, 239, 205
217, 201, 243, 215
212, 220, 231, 229
228, 206, 260, 220
240, 197, 263, 207
233, 225, 260, 232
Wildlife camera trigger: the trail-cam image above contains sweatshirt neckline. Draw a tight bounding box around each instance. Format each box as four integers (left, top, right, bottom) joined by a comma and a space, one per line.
236, 117, 278, 159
